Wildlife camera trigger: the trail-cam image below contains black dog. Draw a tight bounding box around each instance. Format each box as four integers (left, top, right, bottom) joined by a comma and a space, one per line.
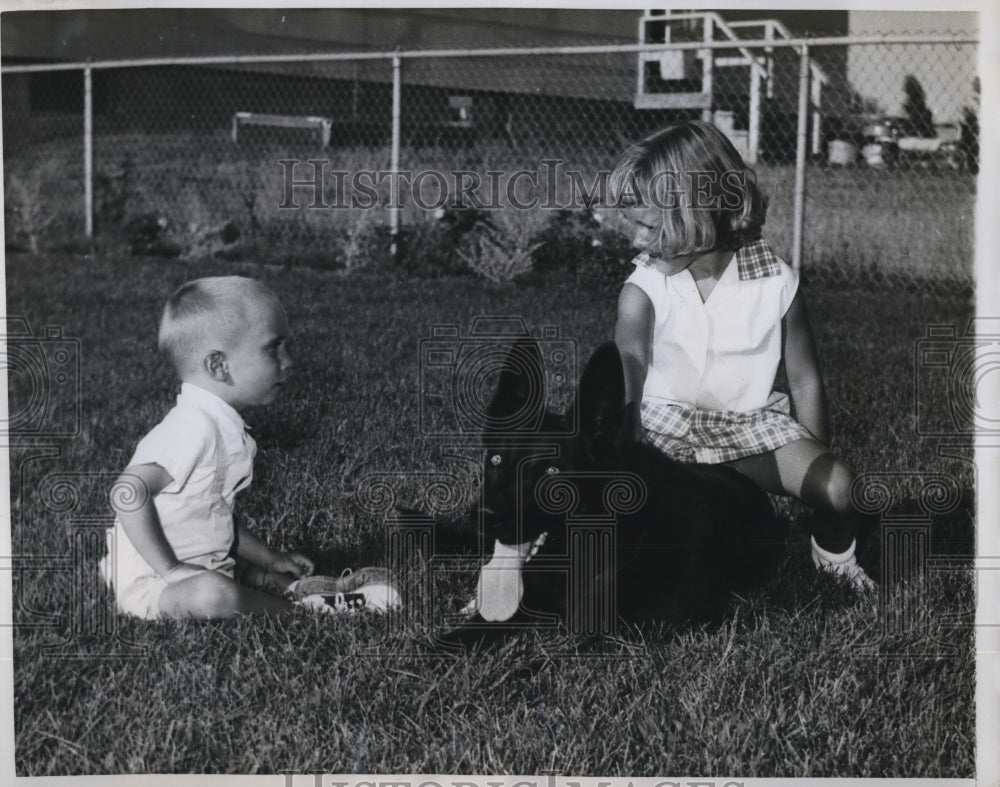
444, 338, 786, 644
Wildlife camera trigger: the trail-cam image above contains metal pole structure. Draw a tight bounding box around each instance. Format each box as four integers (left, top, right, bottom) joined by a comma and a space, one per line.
389, 52, 402, 259
635, 13, 646, 105
748, 59, 761, 165
811, 64, 823, 157
0, 34, 978, 76
701, 14, 713, 123
792, 43, 810, 274
83, 65, 93, 239
765, 21, 775, 100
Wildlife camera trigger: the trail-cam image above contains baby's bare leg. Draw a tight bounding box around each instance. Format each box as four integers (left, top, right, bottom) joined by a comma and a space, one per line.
234, 558, 296, 595
158, 570, 293, 619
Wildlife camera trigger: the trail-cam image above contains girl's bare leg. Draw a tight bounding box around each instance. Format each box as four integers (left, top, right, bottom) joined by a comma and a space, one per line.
728, 437, 858, 553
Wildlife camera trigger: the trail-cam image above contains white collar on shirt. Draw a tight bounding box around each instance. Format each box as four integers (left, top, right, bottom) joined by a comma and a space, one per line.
630, 238, 782, 282
177, 382, 249, 435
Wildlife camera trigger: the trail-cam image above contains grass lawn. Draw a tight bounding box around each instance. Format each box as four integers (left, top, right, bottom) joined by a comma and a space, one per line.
6, 250, 975, 777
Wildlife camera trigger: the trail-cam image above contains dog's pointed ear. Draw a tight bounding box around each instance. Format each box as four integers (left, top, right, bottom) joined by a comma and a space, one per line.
485, 337, 545, 433
574, 342, 627, 442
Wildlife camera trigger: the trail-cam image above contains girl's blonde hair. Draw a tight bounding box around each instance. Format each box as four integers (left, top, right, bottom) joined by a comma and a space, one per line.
157, 276, 281, 375
609, 120, 768, 258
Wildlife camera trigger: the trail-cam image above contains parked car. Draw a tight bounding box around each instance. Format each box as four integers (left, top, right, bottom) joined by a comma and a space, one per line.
860, 116, 961, 169
897, 122, 962, 169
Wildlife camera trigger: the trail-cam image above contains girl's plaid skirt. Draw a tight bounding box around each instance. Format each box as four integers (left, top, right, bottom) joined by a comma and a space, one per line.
641, 394, 812, 464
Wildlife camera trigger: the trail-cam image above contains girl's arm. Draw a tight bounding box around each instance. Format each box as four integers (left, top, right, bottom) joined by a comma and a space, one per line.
614, 283, 655, 435
113, 463, 203, 582
782, 291, 830, 445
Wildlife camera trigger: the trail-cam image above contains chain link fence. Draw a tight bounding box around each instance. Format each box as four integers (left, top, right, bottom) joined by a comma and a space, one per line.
2, 24, 978, 294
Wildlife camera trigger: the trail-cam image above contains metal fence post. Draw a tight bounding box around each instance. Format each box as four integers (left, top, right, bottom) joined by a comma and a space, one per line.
747, 57, 761, 165
83, 64, 93, 239
701, 14, 714, 123
390, 52, 402, 258
810, 63, 823, 157
792, 43, 810, 274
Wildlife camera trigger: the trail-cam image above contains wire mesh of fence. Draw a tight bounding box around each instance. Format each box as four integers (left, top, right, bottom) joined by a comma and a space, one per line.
1, 26, 979, 296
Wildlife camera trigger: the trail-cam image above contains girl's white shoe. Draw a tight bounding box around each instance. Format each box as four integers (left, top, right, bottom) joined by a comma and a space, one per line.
811, 537, 876, 592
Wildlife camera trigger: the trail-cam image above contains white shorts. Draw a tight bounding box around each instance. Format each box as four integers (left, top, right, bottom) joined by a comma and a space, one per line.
100, 551, 235, 621
98, 552, 167, 620
102, 520, 236, 620
111, 571, 170, 620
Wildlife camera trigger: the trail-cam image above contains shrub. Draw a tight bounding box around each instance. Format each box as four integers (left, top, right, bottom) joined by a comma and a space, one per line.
389, 218, 469, 278
531, 208, 605, 274
573, 227, 636, 293
4, 158, 63, 253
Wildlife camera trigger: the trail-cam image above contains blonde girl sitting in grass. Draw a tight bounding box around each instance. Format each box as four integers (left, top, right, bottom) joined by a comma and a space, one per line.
610, 121, 875, 590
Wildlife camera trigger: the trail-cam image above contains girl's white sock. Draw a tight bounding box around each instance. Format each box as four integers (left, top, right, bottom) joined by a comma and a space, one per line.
810, 536, 856, 567
810, 536, 876, 591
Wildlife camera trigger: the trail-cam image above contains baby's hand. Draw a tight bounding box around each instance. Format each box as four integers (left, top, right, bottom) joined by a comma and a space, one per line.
268, 551, 314, 578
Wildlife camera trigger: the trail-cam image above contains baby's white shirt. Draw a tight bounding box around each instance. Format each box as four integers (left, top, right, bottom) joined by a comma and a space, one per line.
107, 382, 257, 586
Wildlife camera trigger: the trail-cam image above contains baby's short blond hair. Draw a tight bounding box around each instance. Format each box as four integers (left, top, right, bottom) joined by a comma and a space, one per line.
157, 276, 281, 375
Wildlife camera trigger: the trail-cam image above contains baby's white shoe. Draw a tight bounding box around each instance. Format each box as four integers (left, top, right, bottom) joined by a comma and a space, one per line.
811, 537, 876, 592
287, 567, 396, 599
295, 583, 402, 615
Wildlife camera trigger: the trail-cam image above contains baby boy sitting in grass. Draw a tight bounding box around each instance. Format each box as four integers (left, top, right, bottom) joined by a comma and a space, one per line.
102, 276, 396, 619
